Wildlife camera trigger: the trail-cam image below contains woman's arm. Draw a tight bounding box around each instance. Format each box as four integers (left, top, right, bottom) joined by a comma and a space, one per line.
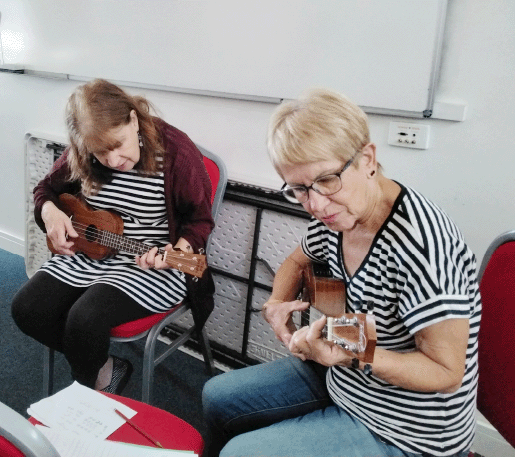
41, 200, 78, 255
32, 148, 81, 254
33, 148, 81, 232
161, 123, 215, 253
292, 315, 469, 393
371, 318, 469, 393
261, 245, 312, 346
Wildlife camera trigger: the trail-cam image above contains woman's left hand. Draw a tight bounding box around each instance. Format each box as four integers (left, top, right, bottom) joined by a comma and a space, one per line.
136, 245, 173, 270
289, 315, 353, 367
136, 238, 193, 270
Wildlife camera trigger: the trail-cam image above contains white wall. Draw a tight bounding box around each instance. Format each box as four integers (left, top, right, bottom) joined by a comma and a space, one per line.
0, 1, 514, 453
2, 0, 514, 264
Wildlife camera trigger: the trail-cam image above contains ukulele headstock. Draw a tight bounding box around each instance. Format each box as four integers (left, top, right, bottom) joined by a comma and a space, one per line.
326, 313, 376, 363
164, 250, 208, 278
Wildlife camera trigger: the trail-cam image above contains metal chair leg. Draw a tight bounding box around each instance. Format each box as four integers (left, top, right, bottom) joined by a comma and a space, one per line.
199, 327, 215, 375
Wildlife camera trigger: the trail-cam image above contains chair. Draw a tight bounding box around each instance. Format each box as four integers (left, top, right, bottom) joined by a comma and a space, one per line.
0, 401, 60, 457
475, 229, 515, 449
43, 145, 228, 404
28, 392, 205, 456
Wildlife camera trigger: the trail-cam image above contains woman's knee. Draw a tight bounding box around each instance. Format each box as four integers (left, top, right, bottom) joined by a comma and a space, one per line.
202, 372, 234, 418
65, 304, 110, 347
11, 286, 39, 332
11, 271, 70, 331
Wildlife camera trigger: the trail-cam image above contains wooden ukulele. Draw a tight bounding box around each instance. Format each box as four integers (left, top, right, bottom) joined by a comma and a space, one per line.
301, 262, 377, 363
46, 193, 207, 278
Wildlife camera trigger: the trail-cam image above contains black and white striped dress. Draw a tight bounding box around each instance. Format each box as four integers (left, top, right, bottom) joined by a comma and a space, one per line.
301, 183, 481, 456
40, 170, 187, 313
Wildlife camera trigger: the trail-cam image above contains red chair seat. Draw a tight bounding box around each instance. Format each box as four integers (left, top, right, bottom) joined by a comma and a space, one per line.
29, 392, 204, 456
0, 437, 25, 457
105, 393, 204, 454
110, 308, 175, 338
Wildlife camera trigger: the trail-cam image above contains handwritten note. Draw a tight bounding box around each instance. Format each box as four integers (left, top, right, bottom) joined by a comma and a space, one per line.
28, 382, 136, 439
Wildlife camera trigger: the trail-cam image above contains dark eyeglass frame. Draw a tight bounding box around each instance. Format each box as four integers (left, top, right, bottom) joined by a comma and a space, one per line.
281, 153, 358, 204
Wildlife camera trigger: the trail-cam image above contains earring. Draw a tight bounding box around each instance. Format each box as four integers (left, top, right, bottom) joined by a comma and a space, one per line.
369, 170, 376, 178
91, 156, 97, 164
138, 132, 143, 148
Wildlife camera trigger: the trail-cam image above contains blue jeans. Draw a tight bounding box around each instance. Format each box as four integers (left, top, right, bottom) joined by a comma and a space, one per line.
202, 356, 470, 457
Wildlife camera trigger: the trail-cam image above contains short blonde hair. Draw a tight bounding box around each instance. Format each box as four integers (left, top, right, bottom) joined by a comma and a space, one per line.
267, 88, 370, 174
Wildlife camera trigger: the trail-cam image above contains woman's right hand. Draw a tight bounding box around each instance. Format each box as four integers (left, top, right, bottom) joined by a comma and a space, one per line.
42, 201, 78, 255
261, 299, 310, 346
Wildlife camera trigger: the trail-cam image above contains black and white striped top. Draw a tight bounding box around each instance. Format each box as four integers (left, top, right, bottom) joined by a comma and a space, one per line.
41, 170, 187, 313
301, 183, 481, 456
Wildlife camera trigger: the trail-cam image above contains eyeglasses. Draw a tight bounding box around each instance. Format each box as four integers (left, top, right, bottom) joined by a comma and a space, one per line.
281, 153, 358, 204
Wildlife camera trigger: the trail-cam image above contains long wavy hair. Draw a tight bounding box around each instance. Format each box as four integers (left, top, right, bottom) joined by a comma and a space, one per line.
66, 79, 165, 195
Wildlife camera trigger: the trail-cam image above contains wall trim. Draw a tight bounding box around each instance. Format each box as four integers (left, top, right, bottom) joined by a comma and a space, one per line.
0, 231, 25, 257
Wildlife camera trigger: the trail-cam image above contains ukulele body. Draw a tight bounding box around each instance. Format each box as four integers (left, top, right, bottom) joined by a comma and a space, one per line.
302, 261, 346, 317
47, 193, 124, 259
45, 194, 207, 277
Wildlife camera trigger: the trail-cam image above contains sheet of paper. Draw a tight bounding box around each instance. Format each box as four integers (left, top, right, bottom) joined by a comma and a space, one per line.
37, 427, 197, 457
28, 382, 136, 439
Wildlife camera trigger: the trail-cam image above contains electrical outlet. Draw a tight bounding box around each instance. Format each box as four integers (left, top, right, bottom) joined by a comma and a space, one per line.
388, 122, 430, 149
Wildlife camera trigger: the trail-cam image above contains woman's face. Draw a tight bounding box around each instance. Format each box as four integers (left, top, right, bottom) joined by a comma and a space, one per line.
279, 151, 374, 232
92, 110, 140, 171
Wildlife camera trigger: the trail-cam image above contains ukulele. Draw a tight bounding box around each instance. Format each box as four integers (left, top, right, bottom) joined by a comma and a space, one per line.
301, 262, 377, 363
46, 193, 207, 278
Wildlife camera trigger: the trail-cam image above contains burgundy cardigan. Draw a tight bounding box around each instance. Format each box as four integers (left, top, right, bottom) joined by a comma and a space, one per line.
33, 118, 216, 329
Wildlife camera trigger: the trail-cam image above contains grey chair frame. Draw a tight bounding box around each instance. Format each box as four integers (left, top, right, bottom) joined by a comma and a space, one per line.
0, 401, 60, 457
43, 145, 228, 404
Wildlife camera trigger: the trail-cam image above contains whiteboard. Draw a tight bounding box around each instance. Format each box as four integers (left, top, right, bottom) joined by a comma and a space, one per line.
0, 0, 447, 115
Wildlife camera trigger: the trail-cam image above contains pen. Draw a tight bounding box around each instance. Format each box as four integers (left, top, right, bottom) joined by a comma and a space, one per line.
114, 408, 164, 448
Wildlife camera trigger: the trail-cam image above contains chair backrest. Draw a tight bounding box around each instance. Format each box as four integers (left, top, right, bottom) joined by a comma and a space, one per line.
476, 229, 515, 448
196, 144, 228, 222
0, 401, 60, 457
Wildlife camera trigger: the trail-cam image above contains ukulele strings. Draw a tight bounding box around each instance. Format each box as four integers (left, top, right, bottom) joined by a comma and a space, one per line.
69, 220, 157, 255
67, 220, 202, 268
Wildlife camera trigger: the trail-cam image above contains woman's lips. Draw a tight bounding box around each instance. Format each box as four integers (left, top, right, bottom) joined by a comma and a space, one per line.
321, 213, 337, 224
116, 160, 128, 171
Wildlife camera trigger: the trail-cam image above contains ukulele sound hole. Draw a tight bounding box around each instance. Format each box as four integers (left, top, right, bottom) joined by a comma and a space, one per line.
85, 225, 99, 243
